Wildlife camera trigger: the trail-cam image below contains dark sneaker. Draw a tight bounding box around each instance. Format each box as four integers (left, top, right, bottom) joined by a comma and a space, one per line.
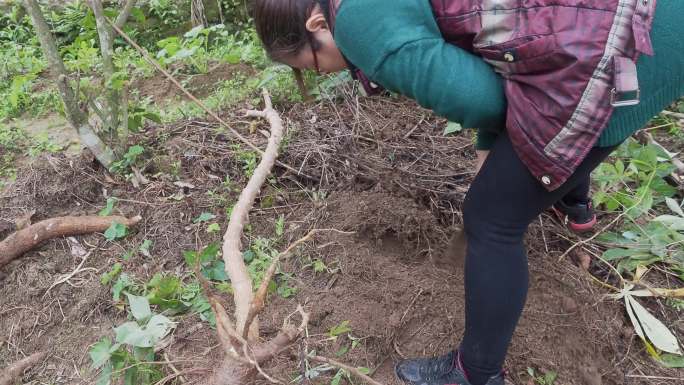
552, 199, 597, 233
395, 350, 506, 385
395, 350, 458, 384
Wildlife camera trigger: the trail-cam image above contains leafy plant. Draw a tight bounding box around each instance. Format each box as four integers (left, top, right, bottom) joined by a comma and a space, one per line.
89, 295, 173, 385
184, 243, 227, 282
104, 222, 128, 241
110, 145, 144, 174
526, 368, 557, 385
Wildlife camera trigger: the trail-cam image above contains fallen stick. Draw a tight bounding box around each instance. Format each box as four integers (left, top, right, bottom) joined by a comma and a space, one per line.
310, 356, 385, 385
0, 351, 47, 385
0, 215, 141, 268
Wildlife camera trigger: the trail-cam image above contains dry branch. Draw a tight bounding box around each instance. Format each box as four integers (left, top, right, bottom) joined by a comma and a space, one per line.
0, 351, 47, 385
310, 356, 385, 385
0, 215, 141, 268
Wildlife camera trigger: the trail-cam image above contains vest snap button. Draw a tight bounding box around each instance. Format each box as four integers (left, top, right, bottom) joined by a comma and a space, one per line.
541, 175, 552, 185
503, 52, 515, 62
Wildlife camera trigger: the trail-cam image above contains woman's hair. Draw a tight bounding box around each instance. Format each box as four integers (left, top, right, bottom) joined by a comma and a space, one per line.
253, 0, 319, 61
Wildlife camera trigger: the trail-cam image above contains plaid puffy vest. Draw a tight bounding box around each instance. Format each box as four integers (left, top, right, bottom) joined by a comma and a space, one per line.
329, 0, 657, 190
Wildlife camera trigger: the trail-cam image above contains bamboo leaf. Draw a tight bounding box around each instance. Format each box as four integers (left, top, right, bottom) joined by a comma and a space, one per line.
625, 294, 683, 355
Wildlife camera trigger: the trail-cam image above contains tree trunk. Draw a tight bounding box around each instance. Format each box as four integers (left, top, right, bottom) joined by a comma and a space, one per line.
23, 0, 115, 168
191, 0, 207, 28
89, 0, 120, 133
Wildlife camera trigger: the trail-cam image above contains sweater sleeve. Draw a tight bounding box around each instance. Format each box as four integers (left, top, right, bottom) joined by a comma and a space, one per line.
333, 0, 507, 132
370, 39, 507, 131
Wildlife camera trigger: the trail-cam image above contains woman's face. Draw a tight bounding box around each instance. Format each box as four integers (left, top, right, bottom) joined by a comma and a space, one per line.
278, 6, 348, 74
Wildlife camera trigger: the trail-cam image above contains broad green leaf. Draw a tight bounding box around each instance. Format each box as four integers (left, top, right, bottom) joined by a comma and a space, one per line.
89, 338, 113, 369
183, 250, 198, 267
602, 248, 648, 261
194, 212, 216, 223
115, 321, 152, 347
443, 121, 463, 135
653, 215, 684, 231
99, 197, 117, 216
144, 314, 174, 344
126, 293, 151, 322
96, 362, 113, 385
204, 261, 228, 282
625, 294, 683, 355
665, 197, 684, 218
104, 222, 127, 241
275, 215, 285, 236
199, 243, 220, 262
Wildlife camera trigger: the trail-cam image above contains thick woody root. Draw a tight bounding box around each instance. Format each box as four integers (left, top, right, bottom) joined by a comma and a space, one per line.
0, 351, 47, 385
0, 215, 141, 269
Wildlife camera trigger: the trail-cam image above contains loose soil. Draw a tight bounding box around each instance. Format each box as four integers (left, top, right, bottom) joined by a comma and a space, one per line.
1, 88, 683, 385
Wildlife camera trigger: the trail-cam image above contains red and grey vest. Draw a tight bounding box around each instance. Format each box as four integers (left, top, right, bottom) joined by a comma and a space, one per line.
328, 0, 657, 191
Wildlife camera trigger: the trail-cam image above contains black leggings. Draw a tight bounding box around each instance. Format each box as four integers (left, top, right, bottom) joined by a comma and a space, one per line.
459, 134, 616, 385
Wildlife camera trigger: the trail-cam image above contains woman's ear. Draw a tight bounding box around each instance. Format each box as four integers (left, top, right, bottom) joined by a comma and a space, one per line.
305, 10, 329, 33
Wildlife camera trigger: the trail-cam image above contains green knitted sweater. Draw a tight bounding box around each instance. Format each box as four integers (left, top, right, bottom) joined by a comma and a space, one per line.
332, 0, 684, 149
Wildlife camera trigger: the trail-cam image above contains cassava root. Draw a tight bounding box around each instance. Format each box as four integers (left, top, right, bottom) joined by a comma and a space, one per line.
0, 215, 141, 269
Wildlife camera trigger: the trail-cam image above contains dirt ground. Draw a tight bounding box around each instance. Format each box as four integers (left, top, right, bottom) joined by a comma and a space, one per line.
1, 90, 683, 385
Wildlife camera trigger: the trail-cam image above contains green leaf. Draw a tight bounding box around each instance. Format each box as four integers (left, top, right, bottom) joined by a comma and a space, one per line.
101, 263, 123, 285
139, 239, 153, 257
331, 369, 345, 385
275, 215, 285, 236
95, 362, 113, 385
206, 223, 220, 233
126, 293, 152, 322
194, 212, 216, 223
204, 261, 228, 281
115, 321, 151, 347
183, 250, 198, 267
544, 371, 558, 384
329, 320, 352, 337
99, 197, 118, 216
144, 314, 174, 344
602, 248, 648, 261
130, 7, 145, 23
357, 367, 371, 375
665, 197, 684, 218
143, 112, 162, 124
200, 243, 220, 262
660, 353, 684, 368
625, 294, 683, 355
653, 215, 684, 231
104, 222, 127, 241
243, 250, 255, 263
90, 338, 113, 369
443, 121, 463, 136
112, 274, 132, 302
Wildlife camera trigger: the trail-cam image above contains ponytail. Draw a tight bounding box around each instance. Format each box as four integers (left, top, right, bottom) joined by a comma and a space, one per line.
253, 0, 318, 61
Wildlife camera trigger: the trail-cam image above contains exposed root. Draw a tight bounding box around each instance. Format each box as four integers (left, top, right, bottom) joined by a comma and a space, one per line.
0, 215, 141, 269
0, 351, 47, 385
